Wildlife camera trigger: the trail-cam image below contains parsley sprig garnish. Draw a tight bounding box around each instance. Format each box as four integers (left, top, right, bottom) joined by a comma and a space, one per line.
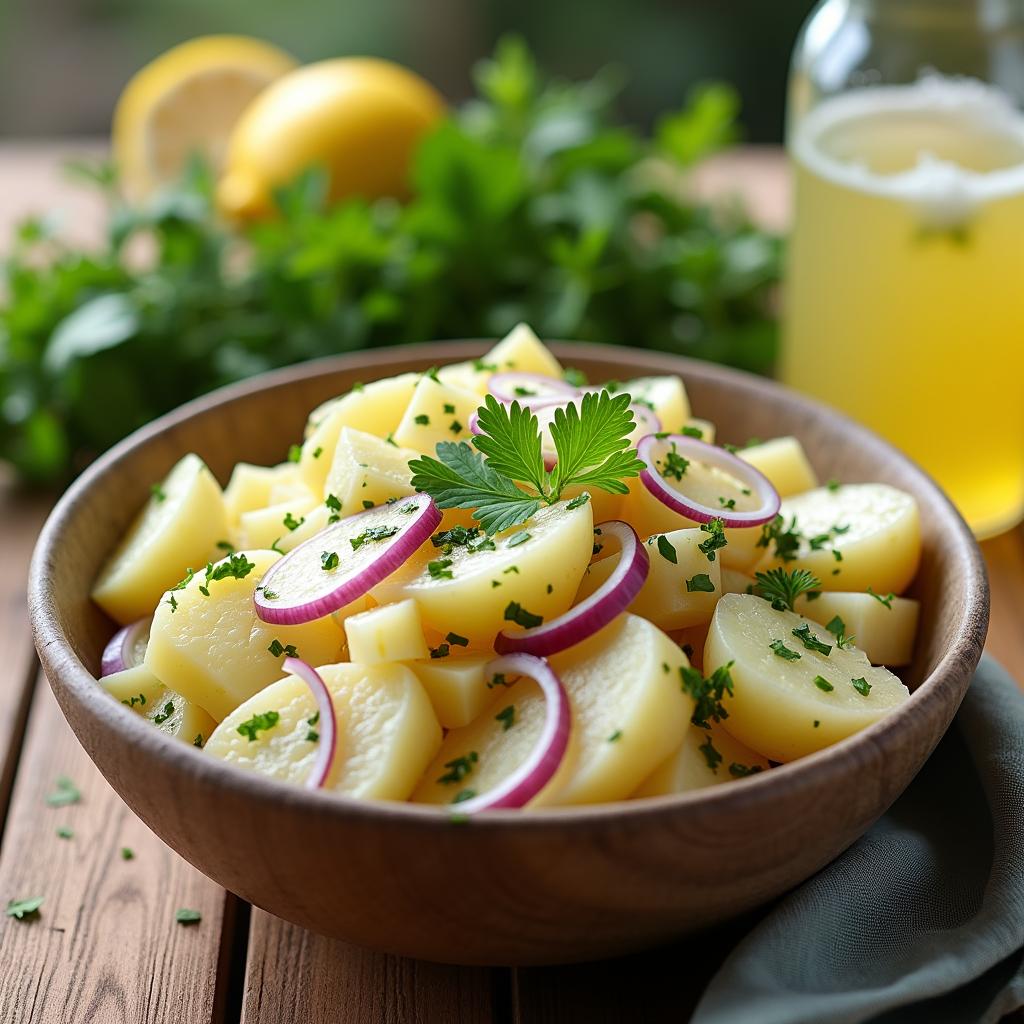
754, 567, 822, 612
409, 392, 644, 534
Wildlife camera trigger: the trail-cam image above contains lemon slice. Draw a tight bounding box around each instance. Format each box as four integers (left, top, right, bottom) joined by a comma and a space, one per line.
112, 35, 296, 199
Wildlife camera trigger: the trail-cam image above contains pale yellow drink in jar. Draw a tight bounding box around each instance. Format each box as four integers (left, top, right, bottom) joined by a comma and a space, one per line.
783, 78, 1024, 538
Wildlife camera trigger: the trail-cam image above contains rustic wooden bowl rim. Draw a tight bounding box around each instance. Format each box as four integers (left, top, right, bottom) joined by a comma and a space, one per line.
29, 340, 989, 831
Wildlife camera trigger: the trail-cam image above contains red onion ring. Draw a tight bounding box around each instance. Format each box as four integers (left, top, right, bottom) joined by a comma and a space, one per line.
450, 653, 571, 812
487, 371, 577, 407
254, 493, 441, 625
101, 617, 152, 677
637, 434, 780, 528
283, 657, 337, 789
495, 520, 649, 656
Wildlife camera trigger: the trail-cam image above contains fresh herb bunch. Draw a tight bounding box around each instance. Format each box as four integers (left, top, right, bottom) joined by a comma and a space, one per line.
410, 391, 644, 533
0, 37, 781, 484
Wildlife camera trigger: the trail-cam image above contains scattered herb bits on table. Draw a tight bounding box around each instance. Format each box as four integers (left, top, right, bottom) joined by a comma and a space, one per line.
90, 324, 923, 811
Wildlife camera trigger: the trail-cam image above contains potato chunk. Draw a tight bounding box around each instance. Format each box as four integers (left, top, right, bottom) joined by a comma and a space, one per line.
632, 722, 771, 797
796, 591, 920, 666
575, 527, 721, 630
92, 454, 228, 625
393, 376, 482, 454
299, 373, 420, 493
237, 494, 319, 551
406, 654, 495, 729
101, 665, 216, 747
482, 323, 563, 376
437, 360, 492, 397
372, 499, 594, 648
345, 599, 430, 664
739, 437, 818, 497
705, 593, 910, 762
322, 427, 418, 513
205, 662, 441, 799
145, 550, 344, 721
758, 483, 921, 594
620, 375, 690, 433
224, 462, 292, 524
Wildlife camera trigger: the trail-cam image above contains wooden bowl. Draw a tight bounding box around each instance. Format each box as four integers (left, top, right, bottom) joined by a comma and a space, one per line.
29, 342, 988, 965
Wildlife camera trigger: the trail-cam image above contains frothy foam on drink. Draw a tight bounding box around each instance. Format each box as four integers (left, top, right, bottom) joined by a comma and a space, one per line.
793, 75, 1024, 228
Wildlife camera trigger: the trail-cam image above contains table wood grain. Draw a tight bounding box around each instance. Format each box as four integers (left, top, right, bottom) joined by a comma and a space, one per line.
0, 143, 1020, 1024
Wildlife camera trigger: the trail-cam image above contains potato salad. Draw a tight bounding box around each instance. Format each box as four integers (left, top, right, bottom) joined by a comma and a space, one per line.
92, 325, 921, 812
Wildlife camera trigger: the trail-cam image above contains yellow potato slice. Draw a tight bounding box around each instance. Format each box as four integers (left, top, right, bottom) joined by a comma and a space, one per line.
575, 527, 721, 630
437, 360, 493, 397
205, 661, 441, 799
392, 376, 482, 454
619, 375, 690, 433
145, 549, 344, 721
372, 499, 594, 648
101, 664, 216, 747
92, 453, 229, 625
632, 721, 771, 797
224, 462, 293, 524
705, 593, 910, 762
323, 427, 418, 513
796, 591, 920, 666
345, 599, 430, 664
721, 567, 756, 595
277, 503, 330, 553
237, 494, 319, 551
406, 653, 496, 729
739, 437, 818, 497
758, 483, 921, 594
299, 373, 420, 493
482, 323, 563, 376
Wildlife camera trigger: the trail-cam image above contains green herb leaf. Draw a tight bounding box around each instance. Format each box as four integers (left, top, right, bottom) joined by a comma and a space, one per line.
656, 535, 677, 564
792, 623, 832, 656
503, 601, 543, 628
813, 675, 835, 692
6, 896, 43, 920
45, 776, 80, 807
754, 567, 821, 612
769, 639, 801, 661
236, 711, 280, 742
175, 908, 202, 925
495, 705, 516, 731
686, 572, 715, 593
851, 676, 872, 696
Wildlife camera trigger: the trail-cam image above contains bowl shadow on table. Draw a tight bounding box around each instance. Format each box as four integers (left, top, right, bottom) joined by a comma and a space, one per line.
28, 341, 988, 965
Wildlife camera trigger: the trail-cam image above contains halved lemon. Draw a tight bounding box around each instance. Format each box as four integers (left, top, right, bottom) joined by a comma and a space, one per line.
112, 35, 296, 200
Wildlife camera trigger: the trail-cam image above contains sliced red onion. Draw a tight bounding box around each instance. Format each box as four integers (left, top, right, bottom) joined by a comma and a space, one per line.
636, 434, 780, 528
487, 372, 577, 407
254, 493, 441, 625
451, 653, 570, 813
283, 657, 337, 789
101, 617, 152, 677
495, 520, 649, 656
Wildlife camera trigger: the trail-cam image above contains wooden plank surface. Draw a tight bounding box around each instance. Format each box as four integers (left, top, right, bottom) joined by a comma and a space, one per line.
0, 675, 236, 1024
0, 143, 1021, 1024
241, 911, 498, 1024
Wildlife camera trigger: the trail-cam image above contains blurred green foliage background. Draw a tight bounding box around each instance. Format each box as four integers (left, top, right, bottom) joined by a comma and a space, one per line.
0, 0, 813, 140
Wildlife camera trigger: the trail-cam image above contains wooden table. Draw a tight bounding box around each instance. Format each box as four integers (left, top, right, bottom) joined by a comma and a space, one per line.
0, 145, 1021, 1023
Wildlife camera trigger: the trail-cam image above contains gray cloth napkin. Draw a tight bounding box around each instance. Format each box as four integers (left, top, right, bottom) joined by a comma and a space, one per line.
692, 655, 1024, 1024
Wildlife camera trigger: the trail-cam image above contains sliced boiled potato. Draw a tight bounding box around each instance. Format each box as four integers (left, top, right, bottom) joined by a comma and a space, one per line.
92, 454, 229, 625
575, 527, 721, 630
796, 591, 920, 666
277, 503, 330, 553
541, 614, 693, 804
237, 494, 319, 551
224, 462, 292, 524
437, 359, 492, 397
345, 599, 430, 664
206, 661, 441, 799
739, 437, 818, 498
632, 721, 771, 797
322, 427, 418, 513
621, 468, 763, 572
482, 323, 562, 376
299, 373, 420, 493
758, 483, 921, 594
393, 376, 481, 454
267, 469, 316, 506
145, 549, 344, 721
101, 664, 216, 747
618, 375, 689, 433
721, 567, 755, 595
406, 653, 496, 729
705, 593, 910, 762
372, 499, 594, 648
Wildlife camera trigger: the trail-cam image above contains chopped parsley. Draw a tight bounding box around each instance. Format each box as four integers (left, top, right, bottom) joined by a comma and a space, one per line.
414, 413, 431, 426
867, 587, 895, 609
566, 492, 591, 510
215, 540, 235, 553
6, 897, 43, 920
728, 763, 763, 778
769, 639, 801, 661
325, 493, 342, 524
430, 643, 450, 659
562, 367, 587, 387
813, 675, 835, 693
507, 531, 531, 548
698, 734, 723, 773
660, 443, 690, 481
446, 632, 469, 647
45, 776, 80, 807
827, 478, 841, 492
175, 908, 202, 925
681, 425, 704, 439
656, 535, 677, 564
267, 639, 298, 658
236, 710, 280, 742
686, 573, 715, 593
443, 402, 457, 414
362, 500, 374, 510
193, 734, 204, 748
321, 551, 340, 571
287, 444, 301, 463
200, 553, 256, 595
607, 729, 623, 743
757, 515, 802, 562
698, 518, 728, 561
121, 693, 147, 709
495, 706, 516, 731
153, 701, 175, 725
504, 602, 543, 628
282, 511, 305, 531
449, 419, 463, 435
825, 615, 856, 649
166, 594, 178, 613
851, 676, 872, 697
718, 497, 737, 510
680, 663, 734, 728
312, 446, 323, 459
56, 826, 73, 839
150, 483, 167, 503
428, 558, 454, 580
792, 624, 832, 656
437, 751, 478, 785
350, 525, 400, 551
754, 567, 821, 612
121, 847, 134, 860
452, 789, 476, 804
487, 672, 511, 689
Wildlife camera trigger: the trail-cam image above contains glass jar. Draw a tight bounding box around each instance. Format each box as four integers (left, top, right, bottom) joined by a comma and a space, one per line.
782, 0, 1024, 538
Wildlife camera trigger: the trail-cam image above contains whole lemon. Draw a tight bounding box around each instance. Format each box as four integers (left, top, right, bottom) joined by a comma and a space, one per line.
217, 58, 446, 220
